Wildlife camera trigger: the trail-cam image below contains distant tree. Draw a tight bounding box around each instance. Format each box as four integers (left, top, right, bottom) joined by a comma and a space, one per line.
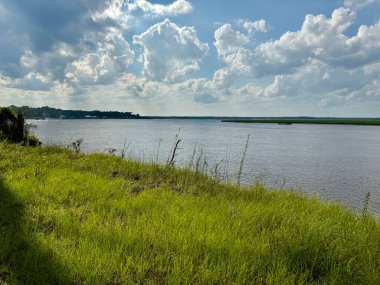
9, 105, 140, 119
0, 107, 25, 143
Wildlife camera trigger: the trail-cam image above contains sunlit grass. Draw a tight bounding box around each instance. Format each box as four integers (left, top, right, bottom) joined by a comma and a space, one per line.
0, 142, 379, 284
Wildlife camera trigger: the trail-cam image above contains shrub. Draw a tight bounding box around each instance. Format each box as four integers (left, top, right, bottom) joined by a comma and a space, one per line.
26, 134, 42, 147
0, 107, 41, 146
0, 107, 25, 143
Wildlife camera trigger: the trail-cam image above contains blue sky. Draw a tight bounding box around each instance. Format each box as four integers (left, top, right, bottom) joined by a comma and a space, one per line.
1, 0, 380, 116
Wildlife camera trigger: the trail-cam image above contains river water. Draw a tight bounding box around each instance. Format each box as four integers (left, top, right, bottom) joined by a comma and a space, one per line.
31, 119, 380, 216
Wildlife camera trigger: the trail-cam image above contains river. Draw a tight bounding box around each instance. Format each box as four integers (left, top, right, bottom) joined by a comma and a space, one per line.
31, 119, 380, 216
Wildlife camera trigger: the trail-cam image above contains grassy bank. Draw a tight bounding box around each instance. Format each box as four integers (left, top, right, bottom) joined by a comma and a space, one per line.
0, 142, 379, 284
222, 119, 380, 125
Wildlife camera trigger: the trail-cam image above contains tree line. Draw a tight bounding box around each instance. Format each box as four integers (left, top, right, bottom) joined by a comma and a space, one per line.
9, 105, 141, 119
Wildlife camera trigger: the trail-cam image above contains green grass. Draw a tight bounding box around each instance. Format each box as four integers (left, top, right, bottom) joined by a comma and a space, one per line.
0, 142, 379, 284
222, 119, 380, 125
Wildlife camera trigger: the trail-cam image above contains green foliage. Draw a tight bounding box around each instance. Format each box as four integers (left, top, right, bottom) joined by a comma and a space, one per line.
0, 107, 25, 143
9, 105, 140, 119
223, 119, 380, 125
0, 106, 42, 146
26, 134, 42, 147
0, 142, 379, 284
68, 139, 83, 153
362, 192, 371, 218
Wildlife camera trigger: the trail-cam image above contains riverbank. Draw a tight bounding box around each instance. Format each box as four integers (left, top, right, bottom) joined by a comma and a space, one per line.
0, 142, 379, 284
222, 119, 380, 125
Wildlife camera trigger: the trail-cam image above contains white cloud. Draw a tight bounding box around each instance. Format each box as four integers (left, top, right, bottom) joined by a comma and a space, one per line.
232, 57, 380, 105
14, 73, 53, 91
204, 7, 380, 105
238, 19, 268, 35
318, 97, 346, 108
363, 62, 380, 75
1, 72, 53, 91
344, 0, 378, 10
1, 1, 380, 116
134, 0, 193, 17
65, 32, 134, 86
214, 24, 252, 76
212, 7, 380, 81
214, 24, 250, 57
213, 24, 252, 88
0, 0, 135, 94
20, 51, 38, 69
252, 8, 357, 76
133, 19, 209, 82
91, 0, 124, 20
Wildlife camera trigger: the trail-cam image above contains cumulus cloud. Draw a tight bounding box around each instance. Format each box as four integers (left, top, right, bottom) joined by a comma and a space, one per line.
1, 0, 121, 53
1, 0, 380, 115
91, 0, 125, 21
212, 8, 380, 80
231, 55, 380, 107
200, 7, 380, 105
65, 32, 134, 86
252, 8, 358, 76
214, 24, 250, 57
261, 61, 364, 98
0, 0, 135, 96
212, 24, 253, 89
8, 73, 53, 91
237, 19, 268, 35
133, 19, 209, 82
344, 0, 378, 10
133, 0, 193, 17
0, 72, 52, 91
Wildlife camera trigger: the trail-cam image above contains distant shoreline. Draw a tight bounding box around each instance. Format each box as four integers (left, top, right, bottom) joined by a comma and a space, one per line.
9, 105, 140, 120
26, 117, 380, 124
222, 119, 380, 126
8, 106, 380, 122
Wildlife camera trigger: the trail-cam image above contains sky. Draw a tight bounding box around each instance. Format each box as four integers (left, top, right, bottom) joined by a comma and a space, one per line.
1, 0, 380, 116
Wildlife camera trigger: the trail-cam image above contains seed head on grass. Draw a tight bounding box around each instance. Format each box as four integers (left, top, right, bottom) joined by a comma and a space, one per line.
166, 129, 182, 167
362, 192, 371, 218
237, 133, 250, 188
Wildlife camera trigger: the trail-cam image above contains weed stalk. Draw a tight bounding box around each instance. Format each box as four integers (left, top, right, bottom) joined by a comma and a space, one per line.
237, 134, 250, 187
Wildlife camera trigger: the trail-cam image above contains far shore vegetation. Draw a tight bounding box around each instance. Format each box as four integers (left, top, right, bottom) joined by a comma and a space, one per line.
6, 105, 380, 125
0, 106, 379, 284
223, 118, 380, 126
9, 105, 141, 120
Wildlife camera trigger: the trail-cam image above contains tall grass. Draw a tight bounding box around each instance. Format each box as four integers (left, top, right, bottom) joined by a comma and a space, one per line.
237, 134, 250, 187
0, 142, 379, 284
166, 128, 182, 167
362, 192, 371, 218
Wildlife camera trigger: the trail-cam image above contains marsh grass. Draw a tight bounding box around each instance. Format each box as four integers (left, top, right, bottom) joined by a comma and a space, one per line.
237, 134, 250, 187
362, 192, 371, 218
223, 119, 380, 125
166, 129, 182, 167
0, 142, 379, 284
